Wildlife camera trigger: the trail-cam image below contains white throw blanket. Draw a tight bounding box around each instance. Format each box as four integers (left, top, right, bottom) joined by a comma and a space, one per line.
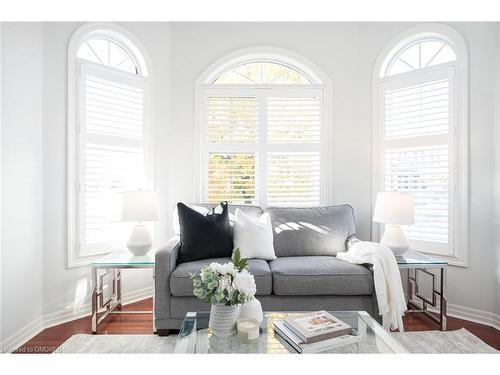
337, 241, 407, 331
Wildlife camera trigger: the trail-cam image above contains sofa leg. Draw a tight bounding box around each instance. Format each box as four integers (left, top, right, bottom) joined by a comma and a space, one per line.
157, 329, 170, 336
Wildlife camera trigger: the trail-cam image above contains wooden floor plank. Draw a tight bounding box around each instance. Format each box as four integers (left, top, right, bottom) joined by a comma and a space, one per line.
14, 298, 500, 353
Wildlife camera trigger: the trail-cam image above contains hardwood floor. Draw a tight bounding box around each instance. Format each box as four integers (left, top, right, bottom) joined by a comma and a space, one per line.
14, 299, 157, 354
14, 298, 500, 353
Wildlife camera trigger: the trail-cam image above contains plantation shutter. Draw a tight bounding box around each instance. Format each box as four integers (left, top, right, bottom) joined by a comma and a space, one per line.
207, 153, 258, 205
266, 95, 321, 206
80, 63, 147, 255
205, 96, 259, 205
267, 97, 320, 143
267, 152, 320, 206
203, 89, 323, 208
206, 97, 259, 144
381, 68, 454, 254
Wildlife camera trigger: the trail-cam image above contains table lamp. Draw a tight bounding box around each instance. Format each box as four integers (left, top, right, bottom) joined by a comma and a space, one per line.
121, 191, 159, 256
373, 191, 414, 256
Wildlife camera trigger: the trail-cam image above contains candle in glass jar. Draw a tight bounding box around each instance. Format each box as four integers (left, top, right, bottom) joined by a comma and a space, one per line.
237, 318, 260, 343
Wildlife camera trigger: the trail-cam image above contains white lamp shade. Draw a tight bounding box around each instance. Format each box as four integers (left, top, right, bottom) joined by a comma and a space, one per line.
373, 191, 414, 225
121, 191, 159, 222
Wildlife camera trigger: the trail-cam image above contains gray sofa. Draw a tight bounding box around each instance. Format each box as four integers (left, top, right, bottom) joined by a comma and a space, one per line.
154, 204, 377, 333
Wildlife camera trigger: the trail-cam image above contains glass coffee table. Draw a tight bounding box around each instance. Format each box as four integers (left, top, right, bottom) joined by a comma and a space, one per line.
174, 311, 408, 354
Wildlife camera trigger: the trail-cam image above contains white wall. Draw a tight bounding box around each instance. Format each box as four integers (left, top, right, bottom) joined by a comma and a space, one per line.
168, 22, 499, 315
1, 23, 44, 344
447, 22, 498, 317
495, 23, 500, 319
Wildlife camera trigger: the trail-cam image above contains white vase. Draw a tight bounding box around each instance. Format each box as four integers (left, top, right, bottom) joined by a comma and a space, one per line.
208, 304, 240, 337
240, 298, 263, 323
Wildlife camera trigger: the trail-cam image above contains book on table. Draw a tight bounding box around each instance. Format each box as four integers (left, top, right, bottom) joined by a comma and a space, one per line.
273, 320, 359, 354
283, 310, 352, 344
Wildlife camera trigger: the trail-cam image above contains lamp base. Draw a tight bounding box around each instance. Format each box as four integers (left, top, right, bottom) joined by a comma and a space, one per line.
127, 224, 153, 256
380, 224, 409, 256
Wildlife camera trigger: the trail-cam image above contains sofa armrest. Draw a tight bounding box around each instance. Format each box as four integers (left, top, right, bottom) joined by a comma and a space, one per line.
154, 236, 180, 321
345, 234, 362, 250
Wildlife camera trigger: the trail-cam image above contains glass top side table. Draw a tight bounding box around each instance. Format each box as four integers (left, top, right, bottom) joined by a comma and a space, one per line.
90, 251, 155, 334
396, 249, 447, 330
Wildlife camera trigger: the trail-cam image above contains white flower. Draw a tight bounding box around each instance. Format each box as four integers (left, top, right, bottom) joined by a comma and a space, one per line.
210, 262, 238, 277
219, 274, 233, 293
233, 270, 256, 299
209, 262, 222, 273
220, 263, 238, 277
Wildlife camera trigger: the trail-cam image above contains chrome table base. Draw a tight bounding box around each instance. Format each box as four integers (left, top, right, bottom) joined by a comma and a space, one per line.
404, 267, 447, 330
91, 261, 155, 334
395, 250, 448, 331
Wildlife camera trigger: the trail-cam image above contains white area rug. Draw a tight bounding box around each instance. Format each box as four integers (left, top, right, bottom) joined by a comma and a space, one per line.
56, 328, 498, 354
56, 334, 177, 354
391, 328, 498, 354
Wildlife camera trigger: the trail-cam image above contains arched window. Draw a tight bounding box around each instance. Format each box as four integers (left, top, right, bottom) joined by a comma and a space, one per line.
373, 25, 468, 265
77, 37, 141, 75
197, 48, 331, 207
213, 61, 311, 85
67, 24, 153, 267
384, 39, 456, 76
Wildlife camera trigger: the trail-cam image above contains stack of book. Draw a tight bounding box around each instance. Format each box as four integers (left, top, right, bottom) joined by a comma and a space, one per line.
273, 310, 360, 354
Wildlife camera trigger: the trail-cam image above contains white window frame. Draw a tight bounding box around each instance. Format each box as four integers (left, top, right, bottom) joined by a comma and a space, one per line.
67, 23, 155, 268
194, 47, 333, 207
372, 24, 469, 266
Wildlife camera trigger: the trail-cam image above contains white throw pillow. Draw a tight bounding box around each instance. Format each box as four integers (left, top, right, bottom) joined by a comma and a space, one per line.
233, 208, 276, 260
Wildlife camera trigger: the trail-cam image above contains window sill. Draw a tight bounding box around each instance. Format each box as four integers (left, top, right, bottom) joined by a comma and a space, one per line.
417, 249, 468, 267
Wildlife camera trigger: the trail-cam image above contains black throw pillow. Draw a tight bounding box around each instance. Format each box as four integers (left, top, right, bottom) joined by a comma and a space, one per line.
177, 202, 233, 263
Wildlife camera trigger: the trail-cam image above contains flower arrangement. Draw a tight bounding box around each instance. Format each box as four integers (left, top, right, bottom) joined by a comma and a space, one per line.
191, 248, 256, 306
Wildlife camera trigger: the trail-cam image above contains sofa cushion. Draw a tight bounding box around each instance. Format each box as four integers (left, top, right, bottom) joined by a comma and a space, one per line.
269, 256, 373, 296
266, 205, 356, 257
170, 258, 272, 296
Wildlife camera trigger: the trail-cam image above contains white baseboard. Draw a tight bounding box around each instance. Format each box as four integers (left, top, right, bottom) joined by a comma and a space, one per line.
43, 286, 153, 329
1, 287, 153, 353
1, 316, 44, 354
122, 286, 154, 306
446, 303, 500, 331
